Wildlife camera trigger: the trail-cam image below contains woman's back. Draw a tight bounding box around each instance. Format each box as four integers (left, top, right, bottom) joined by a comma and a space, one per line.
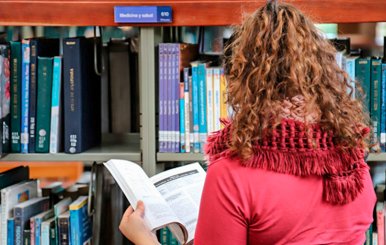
195, 156, 375, 245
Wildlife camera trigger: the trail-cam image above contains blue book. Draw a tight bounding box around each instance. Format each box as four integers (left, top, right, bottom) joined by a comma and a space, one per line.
20, 40, 30, 153
381, 63, 386, 151
70, 196, 92, 245
198, 63, 208, 153
7, 218, 14, 245
31, 209, 54, 245
191, 62, 200, 153
179, 81, 185, 153
173, 43, 180, 152
370, 58, 382, 147
49, 56, 63, 153
158, 43, 166, 152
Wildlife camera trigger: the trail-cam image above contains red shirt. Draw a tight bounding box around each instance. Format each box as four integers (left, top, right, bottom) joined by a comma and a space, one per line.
194, 157, 376, 245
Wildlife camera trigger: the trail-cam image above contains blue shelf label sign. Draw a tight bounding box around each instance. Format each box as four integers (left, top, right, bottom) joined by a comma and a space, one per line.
114, 6, 172, 23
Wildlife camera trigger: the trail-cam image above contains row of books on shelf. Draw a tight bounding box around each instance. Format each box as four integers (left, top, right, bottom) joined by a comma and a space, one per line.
157, 38, 386, 153
158, 43, 230, 153
0, 166, 92, 245
0, 36, 101, 156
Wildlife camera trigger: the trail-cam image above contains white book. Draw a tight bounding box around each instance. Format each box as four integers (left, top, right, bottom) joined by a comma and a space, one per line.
206, 68, 214, 134
0, 180, 38, 245
49, 56, 62, 154
213, 68, 221, 131
104, 159, 206, 245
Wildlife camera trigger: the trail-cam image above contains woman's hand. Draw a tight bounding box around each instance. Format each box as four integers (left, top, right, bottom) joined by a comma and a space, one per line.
119, 200, 160, 245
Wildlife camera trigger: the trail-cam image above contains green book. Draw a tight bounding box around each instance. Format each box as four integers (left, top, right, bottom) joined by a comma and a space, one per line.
370, 58, 382, 145
35, 57, 53, 153
9, 41, 22, 153
355, 57, 371, 113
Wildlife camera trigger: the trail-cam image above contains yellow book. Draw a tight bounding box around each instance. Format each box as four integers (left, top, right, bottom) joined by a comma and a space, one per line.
220, 69, 228, 127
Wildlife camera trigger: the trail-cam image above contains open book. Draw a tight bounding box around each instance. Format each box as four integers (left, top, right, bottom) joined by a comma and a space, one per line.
103, 159, 206, 245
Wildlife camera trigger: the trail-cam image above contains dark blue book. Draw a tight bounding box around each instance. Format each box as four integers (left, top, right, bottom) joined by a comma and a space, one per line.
28, 38, 59, 153
63, 37, 101, 153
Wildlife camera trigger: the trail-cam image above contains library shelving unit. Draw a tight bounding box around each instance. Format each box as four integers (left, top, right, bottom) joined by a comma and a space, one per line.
0, 0, 386, 175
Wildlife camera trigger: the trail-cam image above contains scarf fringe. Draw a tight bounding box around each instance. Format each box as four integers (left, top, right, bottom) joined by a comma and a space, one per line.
205, 119, 369, 205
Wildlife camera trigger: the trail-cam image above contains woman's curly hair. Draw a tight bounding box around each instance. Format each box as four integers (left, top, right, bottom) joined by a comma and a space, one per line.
223, 1, 369, 161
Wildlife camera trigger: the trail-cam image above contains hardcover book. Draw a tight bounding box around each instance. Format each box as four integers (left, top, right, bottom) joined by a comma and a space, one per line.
0, 44, 10, 154
104, 159, 206, 245
63, 37, 101, 153
9, 41, 22, 153
28, 38, 59, 153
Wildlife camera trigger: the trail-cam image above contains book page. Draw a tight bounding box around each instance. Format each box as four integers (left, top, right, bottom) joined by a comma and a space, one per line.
150, 162, 206, 243
104, 160, 180, 231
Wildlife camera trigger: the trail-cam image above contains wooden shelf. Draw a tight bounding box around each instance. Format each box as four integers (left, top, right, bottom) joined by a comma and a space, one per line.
0, 0, 385, 26
0, 133, 141, 164
157, 153, 205, 162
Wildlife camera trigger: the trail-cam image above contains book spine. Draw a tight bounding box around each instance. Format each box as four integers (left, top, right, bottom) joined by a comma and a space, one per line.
14, 207, 23, 245
165, 44, 170, 152
21, 40, 30, 153
179, 82, 185, 152
345, 58, 356, 99
70, 209, 80, 245
166, 43, 173, 152
50, 56, 62, 154
58, 216, 70, 245
371, 58, 382, 147
381, 63, 386, 151
158, 43, 165, 152
198, 63, 207, 153
34, 217, 41, 245
23, 230, 30, 245
49, 224, 56, 245
355, 57, 371, 113
183, 68, 190, 153
7, 218, 14, 245
191, 64, 200, 153
30, 218, 35, 245
206, 67, 214, 134
29, 39, 38, 153
1, 191, 7, 245
220, 68, 228, 124
41, 223, 49, 245
174, 44, 180, 153
10, 41, 22, 153
63, 38, 82, 153
0, 44, 11, 153
36, 57, 53, 153
213, 67, 221, 131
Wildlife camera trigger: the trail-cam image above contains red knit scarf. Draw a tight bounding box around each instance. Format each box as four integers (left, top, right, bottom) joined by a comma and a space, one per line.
205, 119, 370, 205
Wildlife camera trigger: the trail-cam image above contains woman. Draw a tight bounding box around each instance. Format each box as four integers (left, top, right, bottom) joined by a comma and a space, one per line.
120, 1, 376, 244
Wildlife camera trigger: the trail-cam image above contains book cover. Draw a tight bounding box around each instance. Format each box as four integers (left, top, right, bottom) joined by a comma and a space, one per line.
0, 44, 11, 154
63, 37, 101, 153
21, 40, 30, 153
1, 179, 38, 245
13, 197, 49, 245
49, 56, 63, 154
35, 57, 54, 153
69, 196, 92, 245
9, 41, 22, 153
28, 38, 60, 153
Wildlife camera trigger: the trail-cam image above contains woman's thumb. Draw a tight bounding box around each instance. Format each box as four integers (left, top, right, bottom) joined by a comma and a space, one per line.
135, 200, 145, 217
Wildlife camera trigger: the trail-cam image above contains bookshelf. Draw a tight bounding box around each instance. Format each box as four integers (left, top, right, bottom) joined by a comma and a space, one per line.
0, 1, 385, 177
0, 0, 386, 26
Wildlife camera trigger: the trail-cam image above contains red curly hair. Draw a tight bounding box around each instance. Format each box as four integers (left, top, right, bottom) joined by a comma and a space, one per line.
223, 1, 369, 161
